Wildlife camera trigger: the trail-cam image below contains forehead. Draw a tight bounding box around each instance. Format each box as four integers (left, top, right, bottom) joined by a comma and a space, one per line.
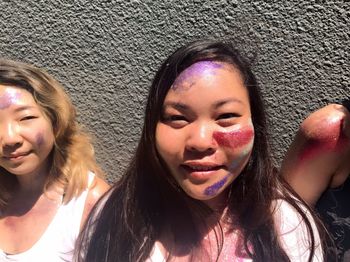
165, 61, 249, 106
0, 85, 36, 109
172, 61, 239, 90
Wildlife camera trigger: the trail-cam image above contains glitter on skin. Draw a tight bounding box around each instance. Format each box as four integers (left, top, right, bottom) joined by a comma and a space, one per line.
0, 89, 22, 110
204, 176, 228, 196
172, 61, 225, 91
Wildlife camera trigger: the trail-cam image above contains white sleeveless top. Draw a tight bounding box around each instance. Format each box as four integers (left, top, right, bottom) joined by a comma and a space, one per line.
147, 199, 323, 261
0, 172, 95, 262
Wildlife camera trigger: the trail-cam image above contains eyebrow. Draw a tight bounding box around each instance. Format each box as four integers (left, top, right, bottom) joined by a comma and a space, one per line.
163, 98, 244, 111
163, 102, 190, 111
13, 105, 36, 112
214, 98, 244, 108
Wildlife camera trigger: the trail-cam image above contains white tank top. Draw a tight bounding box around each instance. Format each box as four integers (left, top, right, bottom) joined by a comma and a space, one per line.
147, 199, 323, 261
0, 172, 95, 262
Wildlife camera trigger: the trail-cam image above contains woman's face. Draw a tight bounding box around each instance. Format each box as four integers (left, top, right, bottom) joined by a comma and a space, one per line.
156, 61, 254, 205
0, 85, 55, 177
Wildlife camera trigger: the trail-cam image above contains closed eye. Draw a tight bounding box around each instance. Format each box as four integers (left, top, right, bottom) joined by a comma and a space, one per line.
162, 114, 189, 128
167, 115, 188, 121
216, 113, 240, 120
216, 113, 240, 127
21, 115, 38, 121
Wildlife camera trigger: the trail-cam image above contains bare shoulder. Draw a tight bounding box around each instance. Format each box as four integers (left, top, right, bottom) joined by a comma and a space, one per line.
89, 176, 110, 201
300, 104, 350, 137
282, 103, 350, 205
81, 176, 110, 226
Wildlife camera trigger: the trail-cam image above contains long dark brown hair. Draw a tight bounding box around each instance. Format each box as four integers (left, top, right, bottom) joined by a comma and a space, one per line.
76, 40, 322, 261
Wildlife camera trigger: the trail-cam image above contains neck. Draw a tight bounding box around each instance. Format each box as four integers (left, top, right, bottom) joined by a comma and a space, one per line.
202, 188, 229, 213
15, 163, 50, 194
4, 164, 63, 217
200, 189, 232, 235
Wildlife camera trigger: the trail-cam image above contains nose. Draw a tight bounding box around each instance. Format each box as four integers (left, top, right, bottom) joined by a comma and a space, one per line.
0, 122, 23, 148
185, 122, 216, 152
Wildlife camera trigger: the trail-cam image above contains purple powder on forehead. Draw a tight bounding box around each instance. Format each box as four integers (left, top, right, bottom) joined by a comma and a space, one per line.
204, 175, 228, 196
0, 90, 21, 109
172, 61, 224, 91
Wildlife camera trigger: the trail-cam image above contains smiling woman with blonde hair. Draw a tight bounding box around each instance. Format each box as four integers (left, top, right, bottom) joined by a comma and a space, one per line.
0, 59, 109, 261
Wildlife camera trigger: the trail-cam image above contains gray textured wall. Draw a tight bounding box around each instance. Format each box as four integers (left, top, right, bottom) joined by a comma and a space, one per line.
0, 0, 349, 182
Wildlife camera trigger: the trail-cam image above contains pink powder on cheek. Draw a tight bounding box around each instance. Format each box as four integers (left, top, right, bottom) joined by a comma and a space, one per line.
172, 61, 224, 91
299, 118, 350, 162
213, 128, 254, 149
203, 128, 254, 196
0, 90, 21, 109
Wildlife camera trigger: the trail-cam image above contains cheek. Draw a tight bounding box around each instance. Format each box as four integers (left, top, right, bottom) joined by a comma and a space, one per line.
213, 128, 255, 169
213, 128, 254, 149
203, 128, 255, 196
35, 133, 44, 147
228, 149, 252, 170
33, 125, 54, 152
155, 125, 178, 165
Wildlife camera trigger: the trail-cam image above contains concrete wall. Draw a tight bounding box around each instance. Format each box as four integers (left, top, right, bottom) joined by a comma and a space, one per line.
0, 0, 348, 182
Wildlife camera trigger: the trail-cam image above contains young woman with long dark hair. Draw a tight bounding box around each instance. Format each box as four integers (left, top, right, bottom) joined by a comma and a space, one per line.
76, 40, 323, 261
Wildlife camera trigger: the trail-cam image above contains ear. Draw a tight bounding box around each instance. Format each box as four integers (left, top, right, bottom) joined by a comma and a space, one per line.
53, 121, 59, 137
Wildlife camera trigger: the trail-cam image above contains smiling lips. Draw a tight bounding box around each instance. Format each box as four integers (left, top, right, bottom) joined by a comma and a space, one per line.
181, 162, 224, 181
2, 151, 30, 160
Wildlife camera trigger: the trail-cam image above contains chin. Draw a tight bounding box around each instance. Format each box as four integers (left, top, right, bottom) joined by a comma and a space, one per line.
5, 166, 37, 176
183, 188, 217, 201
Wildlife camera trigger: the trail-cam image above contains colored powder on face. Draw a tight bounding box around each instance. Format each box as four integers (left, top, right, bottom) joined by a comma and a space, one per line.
213, 128, 254, 149
0, 90, 21, 109
172, 61, 224, 91
204, 175, 228, 196
299, 118, 350, 162
36, 133, 44, 147
203, 127, 254, 196
228, 152, 249, 171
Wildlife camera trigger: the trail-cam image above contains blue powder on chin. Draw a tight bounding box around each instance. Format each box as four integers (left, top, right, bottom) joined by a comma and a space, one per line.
204, 176, 228, 196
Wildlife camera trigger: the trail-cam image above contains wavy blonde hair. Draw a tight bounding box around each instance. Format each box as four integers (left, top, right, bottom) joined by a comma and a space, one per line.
0, 59, 104, 208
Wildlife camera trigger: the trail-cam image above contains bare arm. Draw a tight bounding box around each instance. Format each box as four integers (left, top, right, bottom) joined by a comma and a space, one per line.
281, 104, 350, 206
